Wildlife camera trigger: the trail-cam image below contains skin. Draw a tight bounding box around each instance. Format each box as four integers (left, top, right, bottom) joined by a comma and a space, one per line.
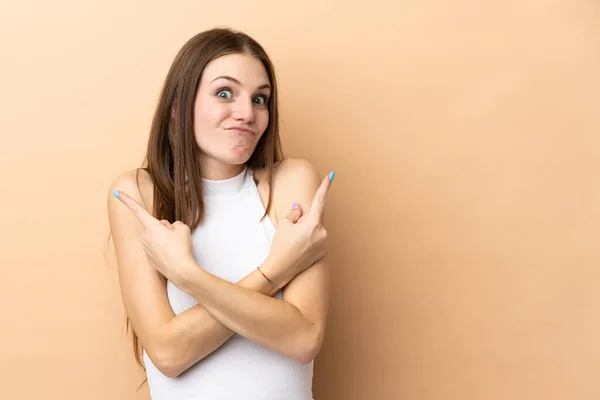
107, 52, 334, 378
192, 53, 272, 179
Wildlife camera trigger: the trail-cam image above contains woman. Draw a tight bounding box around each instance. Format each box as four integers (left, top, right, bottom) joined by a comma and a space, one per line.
107, 27, 334, 399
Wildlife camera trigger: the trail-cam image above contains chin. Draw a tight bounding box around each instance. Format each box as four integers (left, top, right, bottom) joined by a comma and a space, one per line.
198, 143, 258, 168
228, 144, 257, 163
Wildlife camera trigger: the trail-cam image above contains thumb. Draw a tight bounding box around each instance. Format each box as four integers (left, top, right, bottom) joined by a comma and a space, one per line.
160, 220, 174, 229
284, 202, 303, 223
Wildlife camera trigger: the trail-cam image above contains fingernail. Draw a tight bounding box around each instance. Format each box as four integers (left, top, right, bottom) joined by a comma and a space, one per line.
112, 190, 120, 199
292, 202, 299, 209
328, 171, 336, 181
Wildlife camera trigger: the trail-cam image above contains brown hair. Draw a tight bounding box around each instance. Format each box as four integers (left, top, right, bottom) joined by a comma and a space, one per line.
129, 27, 283, 373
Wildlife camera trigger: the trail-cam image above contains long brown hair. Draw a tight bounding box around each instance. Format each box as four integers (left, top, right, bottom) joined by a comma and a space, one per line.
129, 27, 283, 372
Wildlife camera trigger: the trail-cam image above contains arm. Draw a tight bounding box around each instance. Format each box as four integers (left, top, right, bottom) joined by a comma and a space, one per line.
178, 159, 332, 364
107, 170, 290, 378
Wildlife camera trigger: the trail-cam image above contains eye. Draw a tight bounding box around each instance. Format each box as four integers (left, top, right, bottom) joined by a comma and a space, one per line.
216, 89, 233, 99
253, 95, 268, 105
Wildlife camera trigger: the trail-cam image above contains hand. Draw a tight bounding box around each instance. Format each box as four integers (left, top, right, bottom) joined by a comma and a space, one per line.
266, 173, 334, 286
112, 190, 196, 288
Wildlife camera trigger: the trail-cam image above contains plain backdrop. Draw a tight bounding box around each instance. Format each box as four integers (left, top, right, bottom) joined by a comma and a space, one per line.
1, 1, 599, 399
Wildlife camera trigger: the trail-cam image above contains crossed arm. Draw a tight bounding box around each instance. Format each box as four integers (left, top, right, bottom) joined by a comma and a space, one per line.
107, 160, 330, 378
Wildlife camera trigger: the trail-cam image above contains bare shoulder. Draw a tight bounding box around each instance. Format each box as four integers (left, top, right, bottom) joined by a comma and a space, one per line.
107, 168, 155, 213
272, 157, 321, 194
264, 158, 323, 223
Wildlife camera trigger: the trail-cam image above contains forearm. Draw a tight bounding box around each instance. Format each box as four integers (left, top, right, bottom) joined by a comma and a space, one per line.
181, 259, 317, 364
155, 266, 280, 377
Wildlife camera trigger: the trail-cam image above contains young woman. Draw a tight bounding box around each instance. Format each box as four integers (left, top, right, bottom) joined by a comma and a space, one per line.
107, 27, 334, 399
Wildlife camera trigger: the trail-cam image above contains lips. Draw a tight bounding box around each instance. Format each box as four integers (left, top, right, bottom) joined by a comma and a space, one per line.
226, 127, 255, 136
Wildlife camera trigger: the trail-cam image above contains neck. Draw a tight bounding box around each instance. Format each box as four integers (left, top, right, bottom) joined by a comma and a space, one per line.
198, 157, 246, 181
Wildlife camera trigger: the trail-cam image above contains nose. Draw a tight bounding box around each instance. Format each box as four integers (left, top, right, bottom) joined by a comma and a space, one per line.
232, 96, 255, 123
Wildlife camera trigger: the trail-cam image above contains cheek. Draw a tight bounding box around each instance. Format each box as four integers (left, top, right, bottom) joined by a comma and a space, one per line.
195, 103, 229, 132
256, 110, 270, 132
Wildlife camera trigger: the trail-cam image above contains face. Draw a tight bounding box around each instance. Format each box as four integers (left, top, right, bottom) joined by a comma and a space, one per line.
193, 52, 271, 169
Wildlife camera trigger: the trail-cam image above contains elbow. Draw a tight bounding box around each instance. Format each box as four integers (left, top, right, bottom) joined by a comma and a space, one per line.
294, 331, 324, 365
296, 350, 317, 365
148, 346, 186, 378
156, 361, 184, 379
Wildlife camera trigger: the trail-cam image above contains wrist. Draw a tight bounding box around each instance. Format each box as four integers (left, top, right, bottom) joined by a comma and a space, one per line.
261, 256, 293, 288
178, 258, 205, 294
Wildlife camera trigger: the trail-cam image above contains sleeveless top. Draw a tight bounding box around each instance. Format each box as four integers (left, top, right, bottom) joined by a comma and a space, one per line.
142, 167, 314, 399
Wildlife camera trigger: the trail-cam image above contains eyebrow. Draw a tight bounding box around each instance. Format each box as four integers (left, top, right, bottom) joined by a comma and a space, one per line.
210, 75, 271, 90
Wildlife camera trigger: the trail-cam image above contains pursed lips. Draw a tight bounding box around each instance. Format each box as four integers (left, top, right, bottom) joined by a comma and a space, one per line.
225, 126, 255, 136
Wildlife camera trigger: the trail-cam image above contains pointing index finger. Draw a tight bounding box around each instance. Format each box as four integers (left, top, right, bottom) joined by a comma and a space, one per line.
113, 190, 161, 229
309, 171, 335, 221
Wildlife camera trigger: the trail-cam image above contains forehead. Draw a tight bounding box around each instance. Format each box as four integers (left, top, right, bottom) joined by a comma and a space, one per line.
201, 53, 269, 85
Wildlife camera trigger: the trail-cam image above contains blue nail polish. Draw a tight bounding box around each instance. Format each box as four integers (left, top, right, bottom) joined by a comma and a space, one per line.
292, 202, 299, 209
328, 171, 335, 181
112, 190, 120, 199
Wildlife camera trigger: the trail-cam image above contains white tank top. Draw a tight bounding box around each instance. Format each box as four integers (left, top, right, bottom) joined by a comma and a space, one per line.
143, 167, 314, 399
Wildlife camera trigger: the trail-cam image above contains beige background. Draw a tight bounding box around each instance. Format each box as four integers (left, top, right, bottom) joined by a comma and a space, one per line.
1, 0, 599, 399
